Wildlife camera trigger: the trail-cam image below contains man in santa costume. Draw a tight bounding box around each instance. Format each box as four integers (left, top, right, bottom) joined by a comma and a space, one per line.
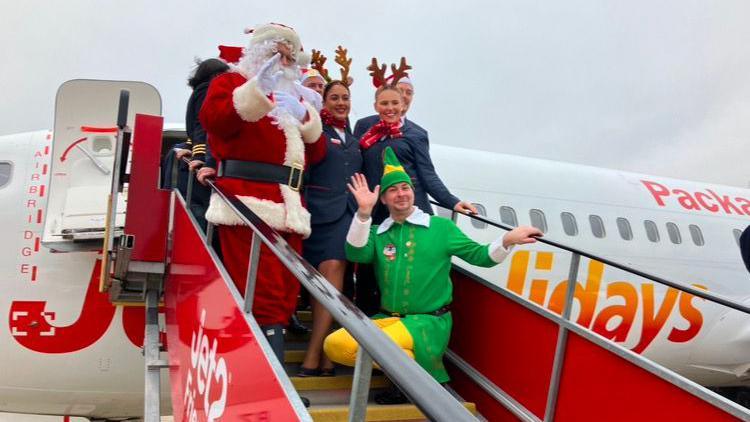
200, 23, 326, 361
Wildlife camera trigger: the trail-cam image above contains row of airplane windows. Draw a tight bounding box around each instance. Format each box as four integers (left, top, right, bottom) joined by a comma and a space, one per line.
463, 203, 745, 248
2, 162, 744, 248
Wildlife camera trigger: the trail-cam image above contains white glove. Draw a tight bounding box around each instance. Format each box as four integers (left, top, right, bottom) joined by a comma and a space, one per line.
257, 53, 281, 94
273, 91, 307, 122
296, 82, 323, 111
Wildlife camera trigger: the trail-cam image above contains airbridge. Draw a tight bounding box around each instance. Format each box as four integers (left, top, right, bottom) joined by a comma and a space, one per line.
44, 81, 750, 421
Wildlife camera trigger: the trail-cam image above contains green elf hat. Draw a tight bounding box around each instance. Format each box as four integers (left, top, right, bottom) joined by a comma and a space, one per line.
380, 147, 412, 195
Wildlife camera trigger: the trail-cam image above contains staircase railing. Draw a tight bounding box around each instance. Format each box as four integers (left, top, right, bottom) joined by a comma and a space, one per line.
432, 200, 750, 422
174, 158, 478, 421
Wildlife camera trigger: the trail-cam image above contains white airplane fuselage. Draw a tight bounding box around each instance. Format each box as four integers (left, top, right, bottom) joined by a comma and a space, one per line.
1, 130, 748, 419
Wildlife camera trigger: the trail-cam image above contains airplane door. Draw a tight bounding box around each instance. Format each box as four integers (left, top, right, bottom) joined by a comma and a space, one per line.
41, 80, 161, 251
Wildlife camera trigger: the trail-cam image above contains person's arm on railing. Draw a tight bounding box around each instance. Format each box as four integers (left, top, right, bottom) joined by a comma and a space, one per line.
345, 173, 380, 263
448, 222, 542, 267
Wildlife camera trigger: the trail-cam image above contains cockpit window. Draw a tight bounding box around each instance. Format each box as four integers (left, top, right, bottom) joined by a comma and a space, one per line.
0, 162, 12, 189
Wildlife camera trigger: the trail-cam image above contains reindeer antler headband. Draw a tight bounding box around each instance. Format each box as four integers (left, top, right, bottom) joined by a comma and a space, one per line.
309, 46, 354, 86
368, 56, 412, 88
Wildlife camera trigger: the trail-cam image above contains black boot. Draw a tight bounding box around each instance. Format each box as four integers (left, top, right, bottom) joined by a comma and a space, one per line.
288, 314, 310, 335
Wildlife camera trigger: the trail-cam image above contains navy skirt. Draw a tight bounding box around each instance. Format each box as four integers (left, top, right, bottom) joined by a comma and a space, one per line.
303, 211, 354, 268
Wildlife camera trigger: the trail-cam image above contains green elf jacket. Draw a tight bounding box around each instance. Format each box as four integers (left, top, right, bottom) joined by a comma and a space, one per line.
346, 207, 510, 382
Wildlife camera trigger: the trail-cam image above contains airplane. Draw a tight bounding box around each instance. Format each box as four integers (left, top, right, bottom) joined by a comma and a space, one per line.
1, 81, 749, 420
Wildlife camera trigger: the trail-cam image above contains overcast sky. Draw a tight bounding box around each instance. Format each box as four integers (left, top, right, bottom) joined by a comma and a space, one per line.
3, 0, 750, 187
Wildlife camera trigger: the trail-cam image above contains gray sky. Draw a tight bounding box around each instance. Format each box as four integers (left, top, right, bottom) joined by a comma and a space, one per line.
3, 0, 750, 187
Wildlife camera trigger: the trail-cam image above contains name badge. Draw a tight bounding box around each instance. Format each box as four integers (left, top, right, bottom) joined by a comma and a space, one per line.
331, 138, 342, 145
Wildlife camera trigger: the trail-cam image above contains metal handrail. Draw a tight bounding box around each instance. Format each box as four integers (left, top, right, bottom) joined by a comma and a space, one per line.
173, 159, 476, 421
432, 200, 750, 316
432, 200, 750, 421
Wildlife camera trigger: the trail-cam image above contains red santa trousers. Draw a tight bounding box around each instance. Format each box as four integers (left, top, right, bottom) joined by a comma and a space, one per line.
218, 225, 302, 326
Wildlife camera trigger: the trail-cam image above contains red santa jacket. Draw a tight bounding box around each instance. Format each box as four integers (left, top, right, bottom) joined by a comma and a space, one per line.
199, 71, 327, 238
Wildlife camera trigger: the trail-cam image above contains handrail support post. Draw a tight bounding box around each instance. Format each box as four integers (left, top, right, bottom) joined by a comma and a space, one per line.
243, 231, 262, 314
348, 347, 374, 422
543, 252, 581, 422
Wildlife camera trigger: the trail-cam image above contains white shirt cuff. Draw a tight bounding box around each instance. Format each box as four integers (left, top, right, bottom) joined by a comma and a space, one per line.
346, 215, 372, 247
489, 236, 513, 263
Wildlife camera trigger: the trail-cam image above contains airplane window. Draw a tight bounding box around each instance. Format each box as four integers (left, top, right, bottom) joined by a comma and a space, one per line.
733, 229, 743, 247
644, 220, 660, 242
616, 218, 633, 241
561, 212, 578, 236
500, 206, 518, 227
529, 209, 548, 233
0, 162, 11, 189
688, 225, 704, 246
589, 215, 605, 238
666, 222, 682, 244
471, 203, 487, 229
435, 205, 452, 219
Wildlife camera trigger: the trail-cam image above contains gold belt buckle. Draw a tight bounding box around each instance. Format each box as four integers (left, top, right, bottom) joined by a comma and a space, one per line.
288, 162, 304, 192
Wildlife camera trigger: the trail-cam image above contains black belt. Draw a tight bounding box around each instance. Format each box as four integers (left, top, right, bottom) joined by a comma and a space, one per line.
219, 159, 304, 191
380, 304, 451, 318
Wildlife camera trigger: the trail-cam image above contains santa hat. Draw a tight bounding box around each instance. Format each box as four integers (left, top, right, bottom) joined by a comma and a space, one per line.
246, 23, 310, 66
218, 45, 244, 64
301, 68, 325, 84
385, 74, 413, 87
380, 147, 412, 195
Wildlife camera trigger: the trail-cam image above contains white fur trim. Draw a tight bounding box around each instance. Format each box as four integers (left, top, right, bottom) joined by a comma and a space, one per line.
489, 238, 513, 264
298, 102, 322, 144
205, 192, 287, 228
346, 215, 372, 247
276, 115, 305, 166
205, 190, 312, 238
280, 185, 311, 238
232, 78, 273, 122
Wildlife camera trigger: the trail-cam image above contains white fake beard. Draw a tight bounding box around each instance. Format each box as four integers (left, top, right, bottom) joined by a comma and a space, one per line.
269, 65, 303, 127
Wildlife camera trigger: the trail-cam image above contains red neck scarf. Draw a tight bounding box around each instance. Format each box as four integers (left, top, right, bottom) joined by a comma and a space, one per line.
320, 109, 348, 130
359, 119, 403, 150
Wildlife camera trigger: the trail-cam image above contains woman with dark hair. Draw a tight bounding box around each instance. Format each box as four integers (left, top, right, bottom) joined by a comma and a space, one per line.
299, 80, 362, 376
182, 58, 229, 228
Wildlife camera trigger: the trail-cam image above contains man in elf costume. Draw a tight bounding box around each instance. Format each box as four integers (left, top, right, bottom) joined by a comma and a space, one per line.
199, 23, 327, 360
324, 147, 541, 403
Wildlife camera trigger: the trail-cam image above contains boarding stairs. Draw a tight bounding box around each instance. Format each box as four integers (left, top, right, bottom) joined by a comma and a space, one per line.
44, 81, 750, 421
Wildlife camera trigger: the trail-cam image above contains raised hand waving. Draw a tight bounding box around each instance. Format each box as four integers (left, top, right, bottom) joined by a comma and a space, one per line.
347, 173, 380, 220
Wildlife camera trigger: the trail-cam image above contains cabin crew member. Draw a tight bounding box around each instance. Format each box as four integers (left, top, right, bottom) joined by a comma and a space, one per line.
199, 23, 327, 361
324, 148, 541, 402
299, 80, 362, 376
359, 84, 475, 221
301, 68, 326, 96
354, 75, 425, 136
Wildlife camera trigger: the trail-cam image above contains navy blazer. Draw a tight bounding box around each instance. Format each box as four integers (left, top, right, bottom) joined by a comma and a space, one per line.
359, 119, 459, 220
305, 124, 362, 225
353, 114, 427, 138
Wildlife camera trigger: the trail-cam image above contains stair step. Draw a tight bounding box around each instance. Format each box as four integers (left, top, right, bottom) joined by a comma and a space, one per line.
285, 349, 305, 363
296, 310, 312, 322
291, 374, 391, 391
307, 402, 477, 421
